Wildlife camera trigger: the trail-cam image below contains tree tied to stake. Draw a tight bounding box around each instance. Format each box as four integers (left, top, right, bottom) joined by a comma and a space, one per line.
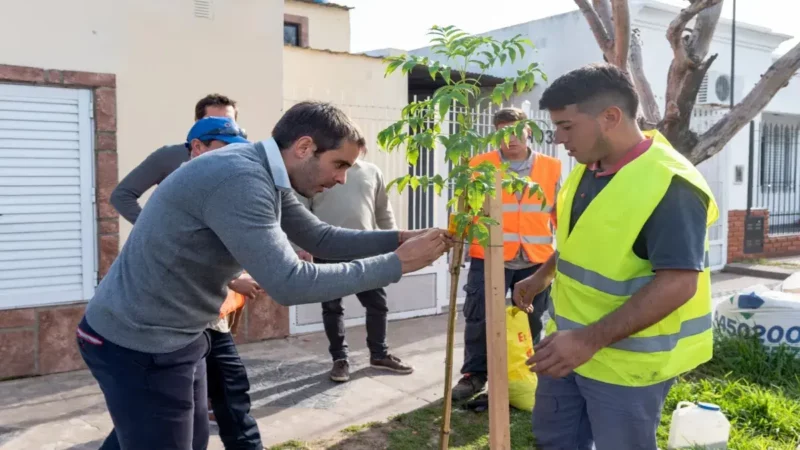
577, 0, 800, 166
378, 25, 548, 449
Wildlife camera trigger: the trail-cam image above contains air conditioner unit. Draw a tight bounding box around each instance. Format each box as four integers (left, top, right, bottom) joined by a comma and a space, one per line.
697, 71, 744, 106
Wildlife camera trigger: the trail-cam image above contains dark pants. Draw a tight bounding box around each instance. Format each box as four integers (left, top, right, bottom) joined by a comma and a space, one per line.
206, 329, 262, 450
77, 317, 210, 450
92, 326, 262, 450
318, 259, 389, 361
533, 373, 674, 449
461, 258, 550, 375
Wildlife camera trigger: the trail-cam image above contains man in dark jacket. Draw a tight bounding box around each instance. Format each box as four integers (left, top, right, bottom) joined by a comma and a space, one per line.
110, 93, 238, 223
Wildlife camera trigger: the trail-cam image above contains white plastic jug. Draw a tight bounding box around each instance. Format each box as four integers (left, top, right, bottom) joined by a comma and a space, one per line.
667, 401, 730, 449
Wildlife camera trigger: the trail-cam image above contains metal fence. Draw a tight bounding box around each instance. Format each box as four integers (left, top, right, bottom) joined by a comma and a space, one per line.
749, 120, 800, 235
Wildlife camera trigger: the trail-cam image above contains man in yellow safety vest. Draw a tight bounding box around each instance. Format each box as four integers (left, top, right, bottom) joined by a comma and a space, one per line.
513, 63, 718, 449
451, 107, 562, 402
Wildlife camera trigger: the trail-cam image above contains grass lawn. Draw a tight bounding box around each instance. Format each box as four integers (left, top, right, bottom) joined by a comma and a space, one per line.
269, 335, 800, 450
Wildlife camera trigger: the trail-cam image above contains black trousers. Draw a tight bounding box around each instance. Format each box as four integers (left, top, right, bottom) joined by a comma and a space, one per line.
206, 329, 262, 450
460, 258, 551, 375
78, 317, 210, 450
317, 258, 390, 361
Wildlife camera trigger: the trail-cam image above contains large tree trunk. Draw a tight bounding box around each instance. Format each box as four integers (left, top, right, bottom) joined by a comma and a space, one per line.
574, 0, 800, 166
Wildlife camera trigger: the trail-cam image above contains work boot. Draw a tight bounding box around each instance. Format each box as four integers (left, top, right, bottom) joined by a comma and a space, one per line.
370, 354, 414, 374
451, 373, 487, 401
330, 359, 350, 382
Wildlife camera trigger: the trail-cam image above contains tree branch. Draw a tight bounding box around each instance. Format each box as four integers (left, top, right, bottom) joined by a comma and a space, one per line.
629, 28, 661, 127
593, 0, 614, 38
664, 0, 723, 125
659, 53, 718, 155
575, 0, 615, 62
610, 0, 631, 69
687, 2, 723, 61
690, 42, 800, 165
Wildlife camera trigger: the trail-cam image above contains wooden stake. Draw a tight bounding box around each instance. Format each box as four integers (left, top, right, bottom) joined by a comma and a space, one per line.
440, 197, 465, 450
484, 171, 511, 449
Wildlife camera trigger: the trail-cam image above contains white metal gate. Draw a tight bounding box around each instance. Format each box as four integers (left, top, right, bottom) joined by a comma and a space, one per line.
692, 107, 729, 271
0, 84, 97, 309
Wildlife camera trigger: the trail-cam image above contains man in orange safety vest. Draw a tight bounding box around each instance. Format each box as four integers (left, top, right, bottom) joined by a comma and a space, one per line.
451, 107, 562, 402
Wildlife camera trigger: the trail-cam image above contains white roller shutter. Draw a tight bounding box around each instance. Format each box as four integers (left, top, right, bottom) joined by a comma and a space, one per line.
0, 84, 96, 309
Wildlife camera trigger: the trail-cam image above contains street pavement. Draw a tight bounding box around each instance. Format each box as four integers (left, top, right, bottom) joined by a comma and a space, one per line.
0, 272, 782, 450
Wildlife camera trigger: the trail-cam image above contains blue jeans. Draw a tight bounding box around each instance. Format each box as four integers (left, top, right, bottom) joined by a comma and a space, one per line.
533, 372, 675, 449
77, 316, 210, 450
461, 258, 551, 375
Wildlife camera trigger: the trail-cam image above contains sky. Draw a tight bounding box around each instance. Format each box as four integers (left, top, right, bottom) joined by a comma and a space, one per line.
339, 0, 797, 55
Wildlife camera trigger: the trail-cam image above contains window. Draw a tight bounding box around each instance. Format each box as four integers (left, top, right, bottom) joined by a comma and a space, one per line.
284, 23, 299, 46
283, 14, 308, 48
759, 122, 799, 191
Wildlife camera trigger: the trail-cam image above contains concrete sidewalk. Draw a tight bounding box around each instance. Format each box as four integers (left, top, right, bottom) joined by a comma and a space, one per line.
0, 272, 781, 450
0, 314, 465, 450
724, 255, 800, 280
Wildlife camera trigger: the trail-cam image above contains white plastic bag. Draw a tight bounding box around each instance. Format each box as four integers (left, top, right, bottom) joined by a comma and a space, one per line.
714, 284, 800, 350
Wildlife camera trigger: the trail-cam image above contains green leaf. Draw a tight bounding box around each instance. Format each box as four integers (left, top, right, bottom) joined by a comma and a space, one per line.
516, 42, 527, 59
445, 146, 460, 164
491, 86, 504, 105
409, 176, 421, 190
401, 59, 417, 75
432, 175, 446, 195
442, 67, 452, 84
514, 121, 527, 142
385, 59, 404, 76
386, 177, 399, 192
407, 148, 420, 166
470, 222, 490, 247
515, 75, 527, 94
499, 53, 507, 65
508, 47, 517, 63
438, 95, 452, 120
530, 121, 544, 144
503, 81, 513, 100
396, 174, 411, 192
452, 89, 469, 107
428, 61, 440, 81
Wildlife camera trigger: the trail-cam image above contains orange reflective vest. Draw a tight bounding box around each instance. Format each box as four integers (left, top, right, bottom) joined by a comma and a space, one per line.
468, 151, 560, 263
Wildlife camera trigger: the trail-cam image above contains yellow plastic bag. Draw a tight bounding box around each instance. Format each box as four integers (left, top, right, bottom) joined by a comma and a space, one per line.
507, 306, 538, 411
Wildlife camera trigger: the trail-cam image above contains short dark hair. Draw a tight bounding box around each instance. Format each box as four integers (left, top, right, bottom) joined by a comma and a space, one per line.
195, 94, 238, 121
272, 101, 366, 153
538, 64, 639, 119
493, 107, 528, 127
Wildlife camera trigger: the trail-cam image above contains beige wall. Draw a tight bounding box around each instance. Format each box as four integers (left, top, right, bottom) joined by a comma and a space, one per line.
1, 0, 285, 245
283, 46, 409, 227
284, 0, 350, 52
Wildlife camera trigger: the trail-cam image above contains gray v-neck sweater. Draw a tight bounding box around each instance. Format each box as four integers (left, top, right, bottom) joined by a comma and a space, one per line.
86, 140, 402, 353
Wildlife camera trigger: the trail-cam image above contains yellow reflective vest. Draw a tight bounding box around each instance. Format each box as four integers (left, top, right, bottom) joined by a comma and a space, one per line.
548, 130, 719, 387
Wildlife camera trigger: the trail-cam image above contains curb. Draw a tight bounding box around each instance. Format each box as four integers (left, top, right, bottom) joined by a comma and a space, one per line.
722, 263, 794, 281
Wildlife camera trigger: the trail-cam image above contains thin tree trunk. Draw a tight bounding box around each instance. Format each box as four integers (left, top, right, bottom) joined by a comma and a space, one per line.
440, 197, 466, 450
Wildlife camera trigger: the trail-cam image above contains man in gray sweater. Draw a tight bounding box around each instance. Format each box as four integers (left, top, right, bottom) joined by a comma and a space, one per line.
76, 101, 449, 450
296, 159, 412, 382
105, 114, 265, 450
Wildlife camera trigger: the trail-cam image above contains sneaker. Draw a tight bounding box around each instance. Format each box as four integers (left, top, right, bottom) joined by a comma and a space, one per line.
330, 359, 350, 382
451, 373, 487, 401
370, 354, 414, 374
